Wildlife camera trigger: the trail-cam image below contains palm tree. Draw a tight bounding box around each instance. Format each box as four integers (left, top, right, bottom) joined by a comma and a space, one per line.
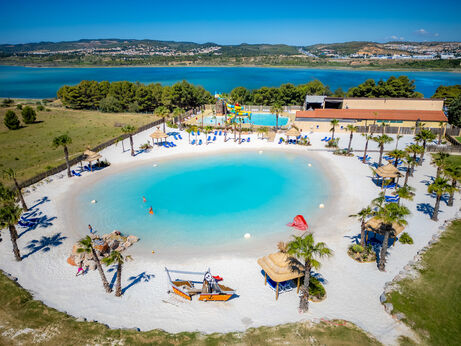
204, 125, 213, 144
173, 107, 184, 130
0, 202, 22, 261
349, 206, 373, 247
362, 133, 373, 164
345, 125, 357, 153
286, 234, 333, 312
375, 202, 410, 271
395, 185, 415, 205
414, 129, 436, 164
403, 155, 416, 186
77, 236, 112, 293
394, 134, 403, 150
387, 149, 405, 167
330, 119, 339, 140
438, 122, 446, 145
373, 134, 394, 166
154, 106, 170, 132
431, 152, 450, 179
428, 177, 453, 221
185, 127, 193, 144
270, 103, 283, 130
52, 134, 72, 178
102, 250, 132, 297
405, 144, 424, 176
2, 168, 27, 211
121, 125, 136, 156
443, 164, 461, 207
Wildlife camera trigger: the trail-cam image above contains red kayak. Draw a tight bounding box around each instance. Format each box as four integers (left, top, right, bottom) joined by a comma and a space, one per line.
287, 215, 308, 231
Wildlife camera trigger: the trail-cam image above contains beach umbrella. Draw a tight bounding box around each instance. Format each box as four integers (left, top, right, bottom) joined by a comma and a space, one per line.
285, 128, 301, 142
257, 251, 304, 300
364, 217, 405, 245
149, 129, 168, 145
374, 163, 402, 188
84, 153, 102, 171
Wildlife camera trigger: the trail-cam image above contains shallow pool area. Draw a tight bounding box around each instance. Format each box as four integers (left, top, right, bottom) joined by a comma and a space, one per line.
76, 151, 329, 250
202, 113, 289, 127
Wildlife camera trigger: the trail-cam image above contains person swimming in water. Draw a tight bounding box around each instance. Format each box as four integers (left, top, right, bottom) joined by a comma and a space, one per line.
149, 206, 154, 215
142, 196, 146, 203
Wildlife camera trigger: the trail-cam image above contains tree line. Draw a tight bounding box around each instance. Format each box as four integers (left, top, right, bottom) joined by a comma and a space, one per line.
57, 80, 214, 113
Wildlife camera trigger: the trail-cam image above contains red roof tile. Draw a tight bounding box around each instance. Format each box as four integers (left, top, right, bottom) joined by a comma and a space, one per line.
296, 109, 447, 122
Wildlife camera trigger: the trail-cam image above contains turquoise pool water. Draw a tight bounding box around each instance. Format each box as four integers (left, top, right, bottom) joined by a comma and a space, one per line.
202, 113, 289, 127
76, 151, 329, 248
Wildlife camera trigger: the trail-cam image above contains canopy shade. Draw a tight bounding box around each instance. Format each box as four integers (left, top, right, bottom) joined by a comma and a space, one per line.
365, 217, 405, 236
150, 130, 168, 139
374, 163, 401, 178
285, 128, 301, 137
84, 149, 97, 157
84, 153, 102, 162
257, 252, 304, 283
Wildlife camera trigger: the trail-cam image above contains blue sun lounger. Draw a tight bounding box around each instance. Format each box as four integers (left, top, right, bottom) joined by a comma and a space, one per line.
191, 139, 196, 145
278, 138, 283, 144
191, 131, 195, 136
198, 139, 203, 145
247, 137, 250, 142
213, 136, 217, 141
240, 138, 246, 143
207, 136, 211, 142
385, 194, 400, 202
383, 183, 396, 189
214, 131, 218, 135
178, 134, 183, 140
173, 135, 178, 140
197, 130, 201, 135
218, 131, 222, 136
72, 170, 81, 177
320, 137, 327, 141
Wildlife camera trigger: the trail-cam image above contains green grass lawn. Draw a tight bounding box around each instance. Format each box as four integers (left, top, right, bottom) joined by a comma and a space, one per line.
446, 154, 461, 168
388, 220, 461, 345
0, 271, 379, 345
0, 105, 157, 185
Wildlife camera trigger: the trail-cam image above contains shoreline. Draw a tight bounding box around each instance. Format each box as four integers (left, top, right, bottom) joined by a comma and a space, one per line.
66, 147, 340, 261
1, 63, 460, 73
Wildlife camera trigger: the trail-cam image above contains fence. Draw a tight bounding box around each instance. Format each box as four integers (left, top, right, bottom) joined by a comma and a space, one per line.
427, 144, 461, 153
19, 118, 165, 188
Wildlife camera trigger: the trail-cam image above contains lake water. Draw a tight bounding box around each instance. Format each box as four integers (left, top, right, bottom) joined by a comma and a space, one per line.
1, 65, 460, 99
76, 151, 329, 249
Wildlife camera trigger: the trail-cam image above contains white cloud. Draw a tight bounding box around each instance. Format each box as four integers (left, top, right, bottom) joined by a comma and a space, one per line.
389, 35, 405, 41
416, 28, 428, 35
415, 28, 439, 38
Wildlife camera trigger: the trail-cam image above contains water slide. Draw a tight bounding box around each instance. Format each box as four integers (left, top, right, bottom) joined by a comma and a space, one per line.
215, 93, 251, 124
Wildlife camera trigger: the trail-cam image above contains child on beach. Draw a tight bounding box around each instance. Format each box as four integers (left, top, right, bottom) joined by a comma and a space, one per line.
88, 224, 95, 234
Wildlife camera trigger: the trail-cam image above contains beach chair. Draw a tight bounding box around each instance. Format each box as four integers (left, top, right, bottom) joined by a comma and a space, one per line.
72, 170, 81, 177
320, 137, 327, 141
199, 139, 203, 145
384, 183, 396, 189
214, 131, 218, 136
240, 138, 246, 143
213, 136, 217, 141
191, 131, 195, 136
173, 135, 178, 140
278, 138, 283, 144
218, 131, 222, 136
207, 136, 211, 142
197, 130, 201, 136
170, 142, 177, 147
385, 195, 400, 203
191, 139, 196, 145
247, 137, 250, 142
178, 134, 183, 140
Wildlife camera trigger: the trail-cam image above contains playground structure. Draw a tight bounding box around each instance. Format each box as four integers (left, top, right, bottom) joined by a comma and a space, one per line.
215, 93, 252, 125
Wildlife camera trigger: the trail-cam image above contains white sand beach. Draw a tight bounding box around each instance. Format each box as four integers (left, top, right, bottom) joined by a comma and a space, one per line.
0, 126, 458, 345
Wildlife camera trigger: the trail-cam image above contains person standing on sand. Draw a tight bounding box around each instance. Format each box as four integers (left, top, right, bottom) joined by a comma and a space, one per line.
88, 224, 94, 234
76, 261, 84, 276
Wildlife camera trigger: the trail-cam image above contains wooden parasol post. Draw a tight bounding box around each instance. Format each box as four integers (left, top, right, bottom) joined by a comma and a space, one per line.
276, 282, 279, 300
297, 277, 300, 294
264, 272, 267, 286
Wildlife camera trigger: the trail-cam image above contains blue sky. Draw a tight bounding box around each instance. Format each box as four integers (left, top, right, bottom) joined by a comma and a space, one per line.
0, 0, 460, 45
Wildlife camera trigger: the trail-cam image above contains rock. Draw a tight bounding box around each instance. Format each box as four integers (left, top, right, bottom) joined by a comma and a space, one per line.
109, 240, 119, 250
394, 312, 406, 321
122, 241, 131, 248
384, 303, 393, 314
115, 246, 125, 252
102, 234, 110, 240
76, 317, 86, 322
127, 235, 139, 244
380, 293, 387, 303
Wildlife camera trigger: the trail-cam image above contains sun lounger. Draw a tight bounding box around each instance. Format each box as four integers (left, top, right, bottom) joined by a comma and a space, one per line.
191, 139, 196, 145
214, 131, 218, 135
191, 131, 195, 136
320, 137, 327, 141
178, 134, 183, 140
207, 136, 211, 141
198, 139, 202, 145
383, 183, 396, 189
197, 130, 201, 135
240, 138, 246, 143
278, 138, 283, 144
218, 131, 222, 136
213, 136, 217, 141
247, 137, 250, 142
173, 135, 178, 140
385, 195, 400, 202
72, 170, 81, 177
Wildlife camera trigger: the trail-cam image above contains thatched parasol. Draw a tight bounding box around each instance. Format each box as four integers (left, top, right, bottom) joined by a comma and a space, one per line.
285, 128, 301, 137
374, 163, 400, 178
267, 131, 276, 142
257, 252, 304, 300
84, 153, 102, 162
365, 217, 405, 237
150, 129, 168, 139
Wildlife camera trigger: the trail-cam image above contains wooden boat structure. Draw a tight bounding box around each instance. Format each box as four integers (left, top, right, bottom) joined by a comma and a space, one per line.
165, 267, 236, 302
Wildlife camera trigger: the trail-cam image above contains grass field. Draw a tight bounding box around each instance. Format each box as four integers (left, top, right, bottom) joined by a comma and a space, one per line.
388, 220, 461, 345
0, 271, 380, 346
0, 105, 157, 184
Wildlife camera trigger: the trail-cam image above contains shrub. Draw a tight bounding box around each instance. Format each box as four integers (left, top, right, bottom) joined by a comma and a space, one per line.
1, 98, 14, 107
16, 104, 22, 110
127, 101, 140, 113
36, 104, 45, 111
139, 142, 152, 150
4, 110, 20, 130
99, 96, 122, 113
399, 232, 414, 245
21, 106, 37, 124
350, 244, 364, 253
309, 276, 326, 299
326, 138, 339, 148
